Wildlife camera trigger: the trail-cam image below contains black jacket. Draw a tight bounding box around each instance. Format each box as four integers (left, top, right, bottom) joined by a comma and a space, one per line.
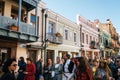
0, 72, 15, 80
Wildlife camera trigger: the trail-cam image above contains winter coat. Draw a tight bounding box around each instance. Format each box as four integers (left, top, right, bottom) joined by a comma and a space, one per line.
76, 67, 92, 80
43, 64, 55, 80
17, 61, 26, 80
108, 62, 117, 79
35, 61, 43, 80
94, 68, 107, 80
54, 63, 63, 80
24, 63, 36, 80
0, 71, 15, 80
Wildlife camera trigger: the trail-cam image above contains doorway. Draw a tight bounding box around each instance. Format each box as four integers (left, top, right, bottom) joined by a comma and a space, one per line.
0, 48, 11, 63
47, 50, 54, 63
28, 50, 37, 63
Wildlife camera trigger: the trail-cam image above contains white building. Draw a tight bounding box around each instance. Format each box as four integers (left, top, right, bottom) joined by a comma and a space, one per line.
43, 9, 81, 62
76, 14, 99, 59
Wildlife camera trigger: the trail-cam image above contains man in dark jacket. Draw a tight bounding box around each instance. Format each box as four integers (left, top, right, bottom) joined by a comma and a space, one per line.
116, 57, 120, 80
35, 58, 43, 80
107, 56, 117, 79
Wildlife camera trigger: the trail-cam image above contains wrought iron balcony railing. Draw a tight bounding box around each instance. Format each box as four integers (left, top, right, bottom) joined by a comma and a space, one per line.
46, 33, 63, 44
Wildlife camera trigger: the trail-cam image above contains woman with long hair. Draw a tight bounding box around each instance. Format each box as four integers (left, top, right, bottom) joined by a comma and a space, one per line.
76, 57, 93, 80
94, 59, 113, 80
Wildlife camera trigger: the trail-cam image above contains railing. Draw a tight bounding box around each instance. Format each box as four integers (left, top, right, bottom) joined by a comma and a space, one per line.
90, 41, 99, 49
23, 0, 37, 6
46, 33, 63, 44
0, 16, 36, 35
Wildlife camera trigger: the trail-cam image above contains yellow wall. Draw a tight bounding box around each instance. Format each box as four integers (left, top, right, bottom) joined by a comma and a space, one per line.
16, 43, 27, 61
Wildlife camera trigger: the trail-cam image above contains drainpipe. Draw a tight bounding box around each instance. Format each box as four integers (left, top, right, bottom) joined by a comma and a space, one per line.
35, 3, 38, 36
44, 13, 48, 63
80, 25, 82, 57
18, 0, 22, 29
41, 9, 45, 45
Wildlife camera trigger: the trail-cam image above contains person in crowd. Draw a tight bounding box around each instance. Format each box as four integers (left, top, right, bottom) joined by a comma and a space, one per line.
17, 57, 26, 80
117, 68, 120, 80
0, 60, 3, 77
71, 57, 77, 80
62, 53, 75, 80
107, 56, 117, 80
92, 59, 99, 77
88, 59, 93, 69
94, 59, 113, 80
43, 58, 55, 80
115, 57, 120, 80
0, 58, 17, 80
24, 58, 36, 80
35, 58, 43, 80
76, 57, 93, 80
54, 57, 63, 80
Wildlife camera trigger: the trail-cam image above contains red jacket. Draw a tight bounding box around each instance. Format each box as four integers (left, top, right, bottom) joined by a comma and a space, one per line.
24, 63, 36, 80
76, 67, 92, 80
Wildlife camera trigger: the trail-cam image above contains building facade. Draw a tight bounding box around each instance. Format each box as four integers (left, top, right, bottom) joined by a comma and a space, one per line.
106, 19, 120, 56
77, 15, 99, 59
95, 20, 111, 58
95, 19, 120, 58
0, 0, 40, 63
42, 9, 81, 62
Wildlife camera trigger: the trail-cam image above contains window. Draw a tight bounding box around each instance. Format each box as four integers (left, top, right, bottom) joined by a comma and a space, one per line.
48, 21, 55, 34
82, 33, 84, 43
11, 6, 19, 20
86, 34, 88, 44
65, 29, 68, 40
30, 14, 36, 25
74, 33, 76, 42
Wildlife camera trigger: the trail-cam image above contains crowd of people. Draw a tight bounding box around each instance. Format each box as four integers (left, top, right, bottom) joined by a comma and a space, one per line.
0, 54, 120, 80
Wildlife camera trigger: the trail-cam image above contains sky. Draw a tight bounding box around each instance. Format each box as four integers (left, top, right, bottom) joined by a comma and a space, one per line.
43, 0, 120, 34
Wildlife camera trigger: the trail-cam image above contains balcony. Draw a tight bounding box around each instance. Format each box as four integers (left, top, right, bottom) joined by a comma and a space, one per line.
46, 33, 63, 44
12, 0, 40, 11
89, 41, 99, 49
0, 16, 38, 42
104, 41, 113, 49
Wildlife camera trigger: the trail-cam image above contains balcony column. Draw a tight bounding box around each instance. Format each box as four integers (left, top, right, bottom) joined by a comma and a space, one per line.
18, 0, 22, 27
35, 3, 38, 36
54, 50, 58, 63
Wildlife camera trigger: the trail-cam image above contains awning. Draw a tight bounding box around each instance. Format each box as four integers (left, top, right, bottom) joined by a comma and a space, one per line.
26, 42, 44, 49
26, 45, 44, 49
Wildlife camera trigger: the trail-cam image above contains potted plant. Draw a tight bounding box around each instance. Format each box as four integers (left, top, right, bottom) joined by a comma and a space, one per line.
55, 32, 61, 37
9, 23, 19, 31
